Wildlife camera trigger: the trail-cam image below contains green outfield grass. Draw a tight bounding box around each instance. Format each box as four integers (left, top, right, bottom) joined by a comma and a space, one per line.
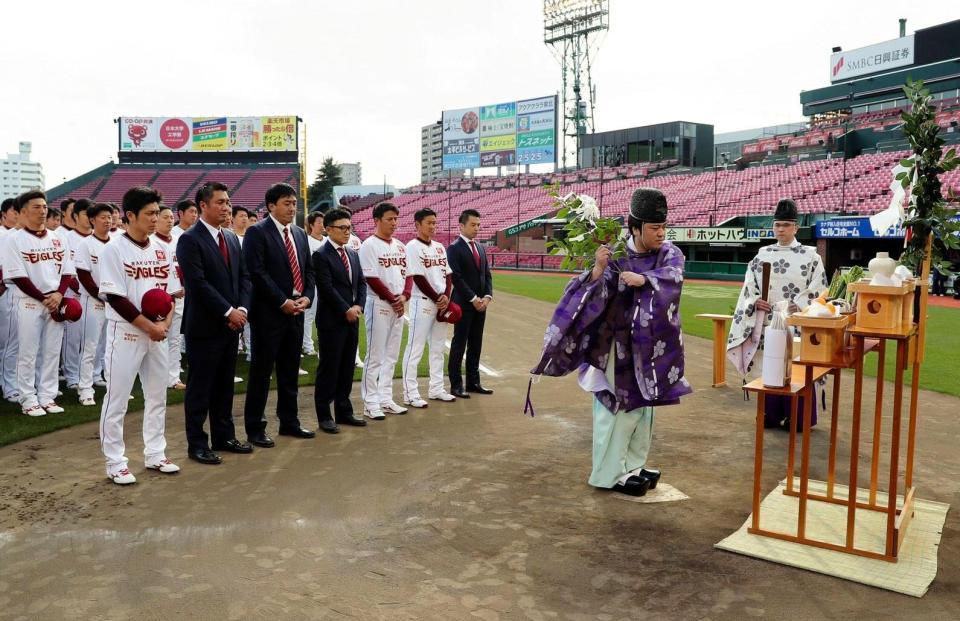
0, 322, 433, 447
494, 271, 959, 398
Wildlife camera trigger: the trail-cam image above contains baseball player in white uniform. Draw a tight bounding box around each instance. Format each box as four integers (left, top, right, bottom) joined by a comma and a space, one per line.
73, 203, 114, 406
0, 190, 75, 416
98, 186, 180, 485
153, 204, 186, 389
0, 198, 21, 402
63, 199, 94, 389
302, 211, 326, 356
359, 203, 409, 419
401, 208, 457, 407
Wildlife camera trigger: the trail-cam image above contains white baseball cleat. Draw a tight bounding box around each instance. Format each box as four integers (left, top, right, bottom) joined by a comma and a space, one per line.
234, 376, 244, 383
41, 402, 65, 414
363, 408, 386, 420
94, 379, 107, 387
66, 383, 79, 390
429, 392, 457, 402
355, 359, 365, 368
79, 397, 97, 407
297, 368, 309, 376
146, 458, 180, 474
108, 468, 137, 485
403, 398, 429, 409
381, 401, 408, 415
22, 405, 46, 417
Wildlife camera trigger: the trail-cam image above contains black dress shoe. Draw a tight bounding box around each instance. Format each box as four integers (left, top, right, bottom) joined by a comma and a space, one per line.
336, 416, 367, 427
466, 385, 494, 395
611, 477, 650, 497
451, 388, 471, 399
248, 434, 275, 448
318, 419, 340, 434
188, 448, 222, 465
212, 439, 254, 453
638, 468, 661, 489
278, 426, 316, 439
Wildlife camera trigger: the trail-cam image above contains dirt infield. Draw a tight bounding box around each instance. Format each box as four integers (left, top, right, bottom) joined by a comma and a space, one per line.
1, 292, 958, 620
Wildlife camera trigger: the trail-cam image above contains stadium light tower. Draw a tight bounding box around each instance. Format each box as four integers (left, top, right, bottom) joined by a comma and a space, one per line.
543, 0, 609, 170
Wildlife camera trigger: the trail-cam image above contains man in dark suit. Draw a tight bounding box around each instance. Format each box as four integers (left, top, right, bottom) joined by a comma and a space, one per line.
312, 208, 367, 434
241, 183, 316, 446
447, 208, 494, 398
177, 182, 253, 464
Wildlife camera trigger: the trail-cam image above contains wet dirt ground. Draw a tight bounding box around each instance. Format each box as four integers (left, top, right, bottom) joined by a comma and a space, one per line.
0, 292, 957, 620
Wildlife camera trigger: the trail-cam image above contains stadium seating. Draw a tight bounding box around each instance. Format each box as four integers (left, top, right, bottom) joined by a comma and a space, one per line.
47, 165, 299, 213
349, 149, 960, 248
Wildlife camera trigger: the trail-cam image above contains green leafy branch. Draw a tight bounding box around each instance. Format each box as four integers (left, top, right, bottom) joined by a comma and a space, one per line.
897, 79, 960, 274
543, 183, 627, 271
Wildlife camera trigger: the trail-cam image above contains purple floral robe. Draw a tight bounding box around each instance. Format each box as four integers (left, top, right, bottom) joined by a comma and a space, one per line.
531, 240, 692, 414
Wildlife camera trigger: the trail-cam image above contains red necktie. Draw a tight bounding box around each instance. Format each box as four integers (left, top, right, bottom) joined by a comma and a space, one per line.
218, 231, 230, 266
469, 240, 481, 269
283, 227, 304, 294
338, 247, 351, 279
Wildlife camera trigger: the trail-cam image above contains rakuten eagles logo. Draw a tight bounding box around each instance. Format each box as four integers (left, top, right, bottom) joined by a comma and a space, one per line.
123, 262, 170, 279
21, 250, 64, 264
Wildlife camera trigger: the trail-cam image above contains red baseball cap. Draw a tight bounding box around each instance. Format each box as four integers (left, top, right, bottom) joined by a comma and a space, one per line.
52, 297, 83, 322
437, 301, 462, 324
141, 288, 174, 321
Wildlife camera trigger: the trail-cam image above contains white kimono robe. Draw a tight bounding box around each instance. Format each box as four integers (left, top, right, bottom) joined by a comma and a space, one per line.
726, 239, 828, 376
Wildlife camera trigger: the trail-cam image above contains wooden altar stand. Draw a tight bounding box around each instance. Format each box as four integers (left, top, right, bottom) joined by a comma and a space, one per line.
743, 318, 922, 562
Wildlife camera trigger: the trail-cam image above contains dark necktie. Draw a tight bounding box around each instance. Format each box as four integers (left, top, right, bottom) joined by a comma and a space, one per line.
283, 227, 304, 294
218, 231, 230, 266
338, 247, 351, 279
469, 240, 481, 269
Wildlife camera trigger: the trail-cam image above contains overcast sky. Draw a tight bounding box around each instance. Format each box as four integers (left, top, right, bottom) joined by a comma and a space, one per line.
3, 1, 950, 190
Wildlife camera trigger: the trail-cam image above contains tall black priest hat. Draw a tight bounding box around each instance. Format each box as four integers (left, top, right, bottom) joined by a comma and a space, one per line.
629, 187, 668, 224
773, 198, 798, 222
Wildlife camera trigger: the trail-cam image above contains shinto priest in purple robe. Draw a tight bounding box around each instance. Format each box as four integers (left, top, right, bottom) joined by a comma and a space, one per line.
531, 188, 692, 495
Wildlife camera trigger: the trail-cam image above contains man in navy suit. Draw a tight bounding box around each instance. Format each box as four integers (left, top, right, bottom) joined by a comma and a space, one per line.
177, 182, 253, 464
312, 208, 367, 434
241, 183, 316, 446
446, 208, 494, 398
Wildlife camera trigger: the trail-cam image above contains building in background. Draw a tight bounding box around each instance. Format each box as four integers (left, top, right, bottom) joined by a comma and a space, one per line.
1, 142, 45, 198
421, 121, 465, 183
338, 162, 362, 186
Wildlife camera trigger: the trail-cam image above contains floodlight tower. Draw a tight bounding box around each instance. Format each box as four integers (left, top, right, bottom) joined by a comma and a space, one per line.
543, 0, 609, 170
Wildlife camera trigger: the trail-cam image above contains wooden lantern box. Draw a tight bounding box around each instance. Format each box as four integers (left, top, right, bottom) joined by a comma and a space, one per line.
787, 313, 853, 365
848, 280, 914, 331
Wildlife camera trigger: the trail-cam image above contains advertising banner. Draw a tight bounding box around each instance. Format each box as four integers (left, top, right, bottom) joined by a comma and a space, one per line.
666, 227, 747, 243
830, 35, 915, 83
442, 95, 556, 170
815, 217, 905, 238
119, 116, 298, 152
442, 107, 481, 169
480, 150, 516, 167
480, 134, 517, 152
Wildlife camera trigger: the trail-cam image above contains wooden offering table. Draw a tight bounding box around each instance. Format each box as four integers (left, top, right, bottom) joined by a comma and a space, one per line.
696, 313, 732, 387
744, 323, 919, 562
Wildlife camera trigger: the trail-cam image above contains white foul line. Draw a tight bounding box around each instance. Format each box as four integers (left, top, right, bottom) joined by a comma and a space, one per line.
444, 340, 503, 378
403, 315, 503, 378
